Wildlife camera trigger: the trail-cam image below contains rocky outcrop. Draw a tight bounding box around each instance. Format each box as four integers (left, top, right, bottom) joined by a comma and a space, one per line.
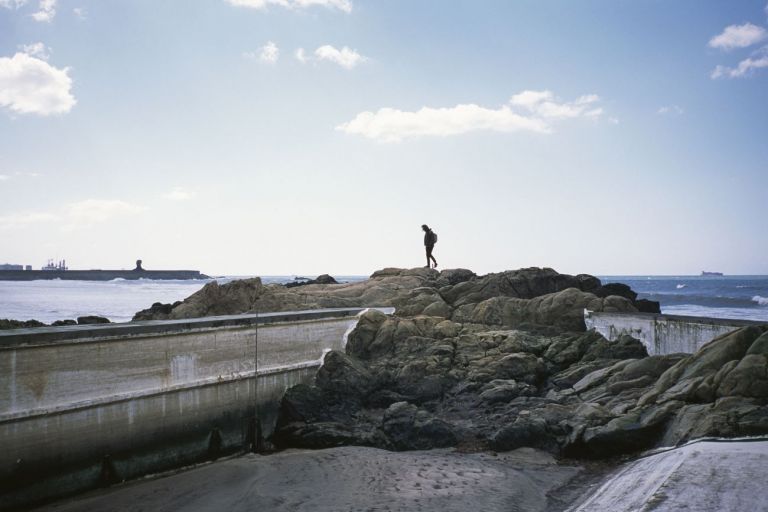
274, 304, 768, 459
132, 267, 645, 324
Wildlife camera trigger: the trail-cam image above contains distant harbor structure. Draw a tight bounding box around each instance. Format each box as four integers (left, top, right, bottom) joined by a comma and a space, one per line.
0, 259, 208, 281
42, 258, 68, 271
701, 271, 724, 276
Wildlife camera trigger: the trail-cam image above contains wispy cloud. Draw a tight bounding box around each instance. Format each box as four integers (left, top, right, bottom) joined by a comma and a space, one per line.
72, 7, 85, 19
657, 105, 684, 115
0, 199, 147, 231
711, 46, 768, 78
164, 187, 195, 201
244, 41, 279, 63
0, 49, 75, 116
18, 42, 50, 60
709, 23, 767, 50
337, 90, 604, 142
0, 211, 59, 229
314, 45, 366, 69
295, 47, 308, 63
0, 0, 28, 9
225, 0, 351, 13
31, 0, 56, 22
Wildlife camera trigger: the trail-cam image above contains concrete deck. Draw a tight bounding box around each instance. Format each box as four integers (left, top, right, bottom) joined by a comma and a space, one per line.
570, 439, 768, 511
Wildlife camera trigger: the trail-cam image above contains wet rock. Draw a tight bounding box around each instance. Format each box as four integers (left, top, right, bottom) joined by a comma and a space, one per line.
76, 315, 110, 325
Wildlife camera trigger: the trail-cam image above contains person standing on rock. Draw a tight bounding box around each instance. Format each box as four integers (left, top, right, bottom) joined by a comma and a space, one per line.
422, 224, 438, 269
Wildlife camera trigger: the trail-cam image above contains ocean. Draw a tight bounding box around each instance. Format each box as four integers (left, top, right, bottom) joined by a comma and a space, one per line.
601, 275, 768, 322
0, 274, 766, 324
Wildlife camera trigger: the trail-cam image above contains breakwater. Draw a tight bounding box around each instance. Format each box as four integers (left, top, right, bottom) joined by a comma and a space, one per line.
0, 307, 391, 509
0, 269, 208, 281
584, 310, 765, 355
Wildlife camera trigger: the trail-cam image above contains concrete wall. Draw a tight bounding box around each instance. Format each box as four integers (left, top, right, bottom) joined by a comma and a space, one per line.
584, 310, 765, 356
0, 308, 390, 509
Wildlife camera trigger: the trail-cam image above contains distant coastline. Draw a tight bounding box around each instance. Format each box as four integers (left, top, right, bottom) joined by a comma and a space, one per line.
0, 269, 209, 281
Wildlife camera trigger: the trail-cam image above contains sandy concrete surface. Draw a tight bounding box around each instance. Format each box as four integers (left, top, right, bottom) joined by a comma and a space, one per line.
37, 447, 586, 512
570, 439, 768, 512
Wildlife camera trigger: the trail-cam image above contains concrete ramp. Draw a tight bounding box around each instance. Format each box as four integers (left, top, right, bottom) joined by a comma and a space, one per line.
570, 440, 768, 512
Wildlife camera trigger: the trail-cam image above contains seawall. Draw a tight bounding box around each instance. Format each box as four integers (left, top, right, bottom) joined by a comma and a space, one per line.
0, 307, 391, 509
584, 310, 765, 355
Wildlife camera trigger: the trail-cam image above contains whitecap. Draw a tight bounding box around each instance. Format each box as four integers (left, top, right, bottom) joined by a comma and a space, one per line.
676, 284, 686, 289
753, 295, 768, 306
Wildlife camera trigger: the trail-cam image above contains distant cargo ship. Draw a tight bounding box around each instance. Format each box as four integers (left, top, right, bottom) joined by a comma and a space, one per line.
701, 271, 724, 276
0, 259, 209, 281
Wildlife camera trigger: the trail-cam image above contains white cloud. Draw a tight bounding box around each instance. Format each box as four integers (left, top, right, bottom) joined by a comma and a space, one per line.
72, 7, 86, 19
314, 45, 366, 69
337, 90, 605, 142
244, 41, 279, 63
164, 187, 195, 201
0, 51, 75, 116
19, 42, 50, 60
709, 23, 767, 50
510, 90, 602, 119
0, 0, 28, 8
225, 0, 351, 12
31, 0, 56, 22
260, 41, 279, 63
711, 47, 768, 78
295, 47, 307, 63
657, 105, 684, 115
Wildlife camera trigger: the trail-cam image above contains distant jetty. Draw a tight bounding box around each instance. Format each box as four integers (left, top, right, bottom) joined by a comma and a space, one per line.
0, 259, 209, 281
701, 271, 724, 276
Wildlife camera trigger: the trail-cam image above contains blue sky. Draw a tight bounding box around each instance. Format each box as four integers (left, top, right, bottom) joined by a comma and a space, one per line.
1, 0, 766, 276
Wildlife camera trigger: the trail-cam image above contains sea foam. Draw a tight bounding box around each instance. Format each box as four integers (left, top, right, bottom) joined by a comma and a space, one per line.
753, 295, 768, 306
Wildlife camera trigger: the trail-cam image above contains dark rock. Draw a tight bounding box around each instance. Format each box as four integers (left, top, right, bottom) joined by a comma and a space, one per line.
634, 299, 661, 314
76, 316, 110, 325
132, 301, 182, 321
581, 334, 648, 362
438, 268, 476, 286
0, 318, 46, 329
594, 283, 637, 301
285, 274, 339, 288
380, 402, 457, 450
51, 319, 77, 326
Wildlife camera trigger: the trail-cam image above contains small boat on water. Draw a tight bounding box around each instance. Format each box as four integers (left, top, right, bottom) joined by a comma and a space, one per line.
701, 271, 724, 276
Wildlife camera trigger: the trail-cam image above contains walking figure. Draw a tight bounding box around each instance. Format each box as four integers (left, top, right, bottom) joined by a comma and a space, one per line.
422, 224, 438, 269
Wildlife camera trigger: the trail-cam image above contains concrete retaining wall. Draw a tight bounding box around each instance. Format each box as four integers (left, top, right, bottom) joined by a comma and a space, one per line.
0, 308, 390, 509
584, 310, 765, 356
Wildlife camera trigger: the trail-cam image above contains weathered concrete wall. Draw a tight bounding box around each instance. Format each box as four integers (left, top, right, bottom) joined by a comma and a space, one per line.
0, 308, 389, 509
584, 310, 765, 355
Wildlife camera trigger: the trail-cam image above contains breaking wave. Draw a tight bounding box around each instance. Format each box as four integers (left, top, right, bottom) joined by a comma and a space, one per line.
753, 295, 768, 306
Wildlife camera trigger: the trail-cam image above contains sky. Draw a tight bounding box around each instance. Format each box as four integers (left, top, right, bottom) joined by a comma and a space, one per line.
1, 0, 767, 277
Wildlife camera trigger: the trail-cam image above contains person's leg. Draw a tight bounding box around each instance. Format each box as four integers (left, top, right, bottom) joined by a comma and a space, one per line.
427, 246, 437, 268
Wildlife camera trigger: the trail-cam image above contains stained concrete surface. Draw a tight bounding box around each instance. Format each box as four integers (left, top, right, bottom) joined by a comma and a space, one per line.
570, 440, 768, 512
36, 447, 587, 512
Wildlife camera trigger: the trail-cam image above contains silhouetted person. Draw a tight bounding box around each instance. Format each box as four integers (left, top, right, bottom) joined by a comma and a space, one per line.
134, 259, 144, 271
422, 224, 438, 268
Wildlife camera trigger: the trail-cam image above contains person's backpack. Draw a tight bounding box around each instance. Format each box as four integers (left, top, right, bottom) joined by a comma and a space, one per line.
430, 231, 438, 244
